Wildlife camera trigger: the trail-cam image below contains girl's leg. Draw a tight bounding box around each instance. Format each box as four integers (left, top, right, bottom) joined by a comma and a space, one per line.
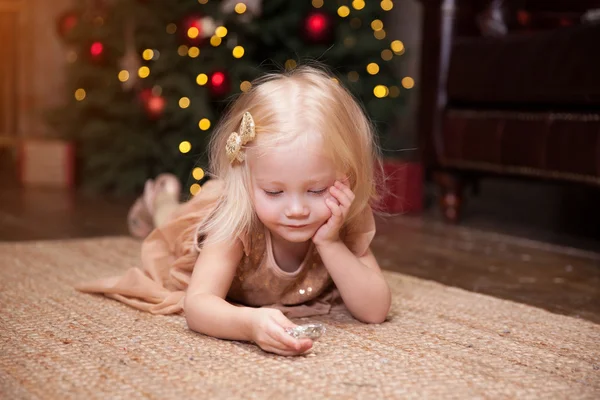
127, 173, 181, 238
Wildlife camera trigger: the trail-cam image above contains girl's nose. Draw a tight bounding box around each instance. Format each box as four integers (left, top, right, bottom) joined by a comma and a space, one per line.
285, 197, 309, 218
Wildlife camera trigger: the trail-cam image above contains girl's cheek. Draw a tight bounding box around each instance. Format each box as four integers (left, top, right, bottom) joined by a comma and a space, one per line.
314, 197, 332, 215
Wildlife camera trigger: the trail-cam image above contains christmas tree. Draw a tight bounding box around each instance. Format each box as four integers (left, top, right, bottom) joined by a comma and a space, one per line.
52, 0, 411, 194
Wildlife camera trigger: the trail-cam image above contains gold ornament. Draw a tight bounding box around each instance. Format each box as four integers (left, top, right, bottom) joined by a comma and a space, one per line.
226, 112, 256, 163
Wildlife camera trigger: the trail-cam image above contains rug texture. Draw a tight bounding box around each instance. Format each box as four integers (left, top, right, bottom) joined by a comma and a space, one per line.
1, 237, 598, 399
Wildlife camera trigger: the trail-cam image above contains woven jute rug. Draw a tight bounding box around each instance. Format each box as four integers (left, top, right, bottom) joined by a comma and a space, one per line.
1, 238, 598, 399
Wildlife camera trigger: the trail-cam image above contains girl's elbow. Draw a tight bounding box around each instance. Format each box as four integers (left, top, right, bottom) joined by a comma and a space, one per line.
361, 293, 392, 324
357, 302, 391, 324
357, 311, 388, 324
183, 294, 204, 332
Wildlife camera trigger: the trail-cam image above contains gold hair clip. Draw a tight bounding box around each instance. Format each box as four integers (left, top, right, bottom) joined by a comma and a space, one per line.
226, 112, 256, 163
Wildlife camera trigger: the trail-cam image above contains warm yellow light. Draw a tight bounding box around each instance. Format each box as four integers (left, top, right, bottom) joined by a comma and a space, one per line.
198, 0, 208, 4
232, 46, 245, 58
350, 18, 362, 29
389, 86, 400, 98
312, 0, 324, 8
138, 66, 150, 78
196, 73, 208, 85
210, 36, 222, 46
402, 77, 415, 89
192, 167, 205, 180
166, 23, 177, 34
348, 71, 359, 82
337, 6, 350, 18
179, 141, 192, 154
391, 40, 404, 53
198, 118, 211, 131
188, 46, 200, 58
285, 59, 297, 70
352, 0, 365, 10
373, 85, 389, 98
331, 78, 339, 84
240, 81, 252, 92
371, 19, 384, 31
381, 49, 393, 61
179, 97, 190, 108
235, 3, 247, 13
74, 88, 86, 101
187, 27, 199, 39
367, 63, 380, 75
374, 29, 386, 39
118, 70, 130, 82
215, 26, 228, 38
178, 45, 189, 56
381, 0, 394, 11
142, 49, 154, 60
190, 183, 202, 196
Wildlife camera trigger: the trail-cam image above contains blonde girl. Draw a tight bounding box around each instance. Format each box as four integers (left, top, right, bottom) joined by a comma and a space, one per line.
77, 65, 391, 356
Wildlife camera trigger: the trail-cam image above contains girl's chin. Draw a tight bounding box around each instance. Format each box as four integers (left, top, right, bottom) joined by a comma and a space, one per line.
274, 227, 316, 243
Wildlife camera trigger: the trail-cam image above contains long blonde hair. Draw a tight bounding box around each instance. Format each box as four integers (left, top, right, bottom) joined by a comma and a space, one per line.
195, 64, 382, 247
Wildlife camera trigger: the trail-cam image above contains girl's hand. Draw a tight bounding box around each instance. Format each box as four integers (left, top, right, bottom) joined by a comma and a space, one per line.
250, 308, 313, 356
312, 180, 355, 247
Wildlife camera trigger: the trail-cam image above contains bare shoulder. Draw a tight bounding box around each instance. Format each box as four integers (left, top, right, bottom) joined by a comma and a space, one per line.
187, 235, 245, 299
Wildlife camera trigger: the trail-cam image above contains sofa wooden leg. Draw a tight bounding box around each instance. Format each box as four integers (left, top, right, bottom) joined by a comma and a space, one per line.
434, 171, 465, 223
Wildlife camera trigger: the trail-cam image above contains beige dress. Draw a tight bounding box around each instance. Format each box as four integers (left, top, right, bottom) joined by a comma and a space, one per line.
76, 180, 376, 318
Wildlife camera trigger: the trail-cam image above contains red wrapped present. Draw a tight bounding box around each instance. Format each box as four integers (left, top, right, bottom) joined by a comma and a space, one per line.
375, 159, 423, 214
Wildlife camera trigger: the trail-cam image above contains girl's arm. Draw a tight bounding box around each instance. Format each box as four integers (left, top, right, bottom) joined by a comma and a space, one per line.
313, 181, 391, 324
184, 238, 252, 340
316, 243, 391, 324
184, 237, 312, 355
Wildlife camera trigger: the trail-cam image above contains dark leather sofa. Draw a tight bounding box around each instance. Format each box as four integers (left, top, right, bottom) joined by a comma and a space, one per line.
417, 0, 600, 222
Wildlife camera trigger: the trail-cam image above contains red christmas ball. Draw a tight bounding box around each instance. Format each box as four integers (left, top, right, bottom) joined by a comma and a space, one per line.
303, 11, 333, 43
139, 89, 166, 119
209, 71, 230, 97
57, 10, 79, 39
307, 13, 327, 35
181, 15, 204, 44
211, 72, 225, 87
90, 42, 104, 58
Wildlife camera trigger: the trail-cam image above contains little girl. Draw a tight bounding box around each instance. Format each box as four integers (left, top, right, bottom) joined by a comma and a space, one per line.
77, 65, 392, 356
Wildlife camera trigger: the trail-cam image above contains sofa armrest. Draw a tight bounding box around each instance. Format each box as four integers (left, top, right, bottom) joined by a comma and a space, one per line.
416, 0, 460, 167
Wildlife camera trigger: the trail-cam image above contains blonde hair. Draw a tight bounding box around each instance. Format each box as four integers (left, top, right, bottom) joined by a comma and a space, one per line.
194, 64, 382, 247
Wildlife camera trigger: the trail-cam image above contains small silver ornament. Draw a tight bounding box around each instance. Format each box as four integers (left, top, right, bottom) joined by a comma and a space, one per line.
286, 323, 326, 340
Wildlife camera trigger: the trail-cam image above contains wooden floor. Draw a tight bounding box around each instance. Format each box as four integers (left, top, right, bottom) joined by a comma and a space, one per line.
1, 165, 599, 325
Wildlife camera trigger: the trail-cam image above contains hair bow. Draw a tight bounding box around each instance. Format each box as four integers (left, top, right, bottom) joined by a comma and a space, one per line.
226, 112, 256, 163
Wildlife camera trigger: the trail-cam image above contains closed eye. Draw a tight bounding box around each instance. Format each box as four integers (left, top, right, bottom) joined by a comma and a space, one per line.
264, 190, 283, 196
309, 188, 327, 195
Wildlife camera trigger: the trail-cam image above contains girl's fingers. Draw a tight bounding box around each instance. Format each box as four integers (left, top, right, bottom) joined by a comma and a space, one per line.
262, 345, 310, 357
265, 327, 313, 355
334, 181, 355, 202
261, 344, 298, 356
326, 198, 343, 217
329, 186, 352, 208
270, 313, 303, 350
269, 326, 301, 351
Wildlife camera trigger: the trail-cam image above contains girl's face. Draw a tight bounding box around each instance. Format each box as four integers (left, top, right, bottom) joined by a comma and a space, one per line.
249, 137, 339, 244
